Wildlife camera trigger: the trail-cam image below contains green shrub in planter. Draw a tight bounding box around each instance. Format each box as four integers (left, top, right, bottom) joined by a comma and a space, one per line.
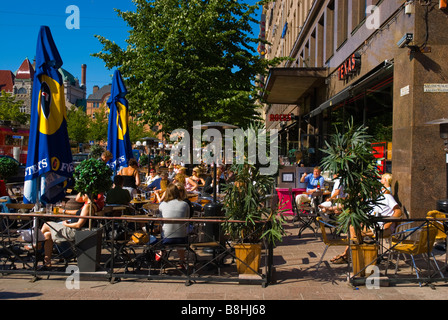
73, 158, 113, 199
0, 156, 19, 182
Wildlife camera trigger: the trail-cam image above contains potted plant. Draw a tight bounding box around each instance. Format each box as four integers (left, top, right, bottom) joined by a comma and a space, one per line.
320, 119, 383, 277
72, 158, 113, 272
0, 156, 19, 196
222, 122, 285, 275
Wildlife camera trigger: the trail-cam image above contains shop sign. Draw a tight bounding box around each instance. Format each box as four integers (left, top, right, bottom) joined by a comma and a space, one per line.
424, 84, 448, 93
269, 114, 292, 122
338, 52, 361, 80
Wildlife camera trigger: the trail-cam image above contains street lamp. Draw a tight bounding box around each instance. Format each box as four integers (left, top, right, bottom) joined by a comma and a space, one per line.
193, 121, 238, 243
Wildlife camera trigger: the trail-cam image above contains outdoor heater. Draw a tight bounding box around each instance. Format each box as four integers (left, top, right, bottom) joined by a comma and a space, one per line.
195, 121, 238, 243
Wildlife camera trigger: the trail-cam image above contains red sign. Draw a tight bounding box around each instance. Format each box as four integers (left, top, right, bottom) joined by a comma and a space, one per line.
372, 142, 387, 174
270, 114, 292, 122
338, 52, 361, 80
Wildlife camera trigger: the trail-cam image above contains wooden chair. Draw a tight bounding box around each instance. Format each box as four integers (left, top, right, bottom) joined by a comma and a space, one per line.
289, 188, 318, 238
315, 217, 349, 270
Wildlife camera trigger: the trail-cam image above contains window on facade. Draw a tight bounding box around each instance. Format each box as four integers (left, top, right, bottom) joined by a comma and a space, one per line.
337, 0, 348, 48
317, 16, 324, 67
310, 30, 316, 67
351, 0, 366, 32
325, 1, 335, 62
17, 88, 27, 94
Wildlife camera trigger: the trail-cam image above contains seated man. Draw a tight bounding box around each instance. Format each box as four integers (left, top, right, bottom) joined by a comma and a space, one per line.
106, 175, 132, 206
319, 174, 345, 215
295, 166, 325, 208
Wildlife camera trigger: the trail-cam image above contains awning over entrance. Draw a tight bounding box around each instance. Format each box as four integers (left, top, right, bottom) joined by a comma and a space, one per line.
308, 60, 394, 117
263, 67, 327, 104
309, 85, 352, 117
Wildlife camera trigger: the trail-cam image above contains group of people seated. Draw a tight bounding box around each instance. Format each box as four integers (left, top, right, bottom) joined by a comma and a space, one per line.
299, 167, 401, 265
38, 158, 221, 269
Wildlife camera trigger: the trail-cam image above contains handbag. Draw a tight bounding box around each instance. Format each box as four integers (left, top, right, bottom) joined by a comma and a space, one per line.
131, 232, 149, 244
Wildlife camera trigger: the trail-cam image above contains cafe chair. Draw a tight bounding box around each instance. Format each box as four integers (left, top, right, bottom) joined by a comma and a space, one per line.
289, 188, 318, 238
426, 210, 448, 266
315, 217, 349, 270
386, 221, 443, 286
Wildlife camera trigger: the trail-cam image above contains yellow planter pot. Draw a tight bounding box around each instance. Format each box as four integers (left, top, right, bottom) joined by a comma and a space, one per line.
234, 243, 261, 274
350, 244, 378, 277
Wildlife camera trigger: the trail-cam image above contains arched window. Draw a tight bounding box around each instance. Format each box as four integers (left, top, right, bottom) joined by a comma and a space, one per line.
17, 88, 27, 94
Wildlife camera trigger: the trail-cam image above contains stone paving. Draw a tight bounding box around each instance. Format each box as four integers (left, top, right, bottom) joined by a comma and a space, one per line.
1, 217, 448, 301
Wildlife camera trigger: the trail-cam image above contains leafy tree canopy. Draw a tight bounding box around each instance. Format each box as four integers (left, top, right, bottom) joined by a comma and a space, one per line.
93, 0, 283, 137
0, 91, 29, 125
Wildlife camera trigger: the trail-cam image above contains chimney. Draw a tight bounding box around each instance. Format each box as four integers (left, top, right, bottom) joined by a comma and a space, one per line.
93, 85, 99, 93
81, 64, 86, 87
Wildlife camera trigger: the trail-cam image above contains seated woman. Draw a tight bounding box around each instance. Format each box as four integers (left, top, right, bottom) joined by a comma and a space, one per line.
174, 167, 198, 193
154, 172, 169, 203
381, 173, 392, 194
157, 184, 190, 267
118, 158, 140, 197
203, 167, 226, 195
330, 192, 402, 264
40, 193, 105, 268
190, 167, 205, 187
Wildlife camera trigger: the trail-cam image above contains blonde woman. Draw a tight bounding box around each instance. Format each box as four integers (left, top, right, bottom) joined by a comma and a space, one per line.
381, 173, 392, 194
190, 167, 205, 186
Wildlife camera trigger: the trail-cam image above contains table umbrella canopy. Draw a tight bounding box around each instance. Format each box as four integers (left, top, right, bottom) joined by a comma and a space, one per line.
106, 70, 134, 173
24, 26, 73, 205
193, 122, 238, 130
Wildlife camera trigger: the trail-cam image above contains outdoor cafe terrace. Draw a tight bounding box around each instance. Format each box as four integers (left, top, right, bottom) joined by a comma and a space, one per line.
1, 184, 448, 291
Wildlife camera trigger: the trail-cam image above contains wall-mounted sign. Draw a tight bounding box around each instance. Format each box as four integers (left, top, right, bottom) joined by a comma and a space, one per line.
400, 85, 410, 97
424, 84, 448, 92
269, 114, 292, 122
338, 52, 361, 80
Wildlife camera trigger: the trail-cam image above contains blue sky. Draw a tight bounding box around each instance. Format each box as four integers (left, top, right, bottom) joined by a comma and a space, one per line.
0, 0, 261, 97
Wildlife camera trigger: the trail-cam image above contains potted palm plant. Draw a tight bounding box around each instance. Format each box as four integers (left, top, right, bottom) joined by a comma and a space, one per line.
222, 122, 285, 275
72, 158, 113, 272
320, 119, 383, 277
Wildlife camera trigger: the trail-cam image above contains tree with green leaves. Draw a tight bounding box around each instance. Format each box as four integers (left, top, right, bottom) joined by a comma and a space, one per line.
67, 105, 90, 145
0, 91, 29, 124
93, 0, 284, 162
88, 107, 108, 143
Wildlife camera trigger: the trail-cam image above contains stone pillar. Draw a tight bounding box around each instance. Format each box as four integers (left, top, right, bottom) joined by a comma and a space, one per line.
392, 6, 448, 218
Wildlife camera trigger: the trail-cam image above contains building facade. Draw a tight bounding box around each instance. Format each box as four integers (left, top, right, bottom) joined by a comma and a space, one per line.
262, 0, 448, 218
86, 84, 112, 118
0, 59, 87, 161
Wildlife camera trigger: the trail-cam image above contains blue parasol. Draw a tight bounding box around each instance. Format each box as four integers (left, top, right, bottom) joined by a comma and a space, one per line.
106, 69, 134, 174
23, 26, 73, 205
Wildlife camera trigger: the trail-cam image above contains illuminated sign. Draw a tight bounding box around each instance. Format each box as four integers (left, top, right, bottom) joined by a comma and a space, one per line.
269, 114, 292, 122
338, 52, 361, 80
